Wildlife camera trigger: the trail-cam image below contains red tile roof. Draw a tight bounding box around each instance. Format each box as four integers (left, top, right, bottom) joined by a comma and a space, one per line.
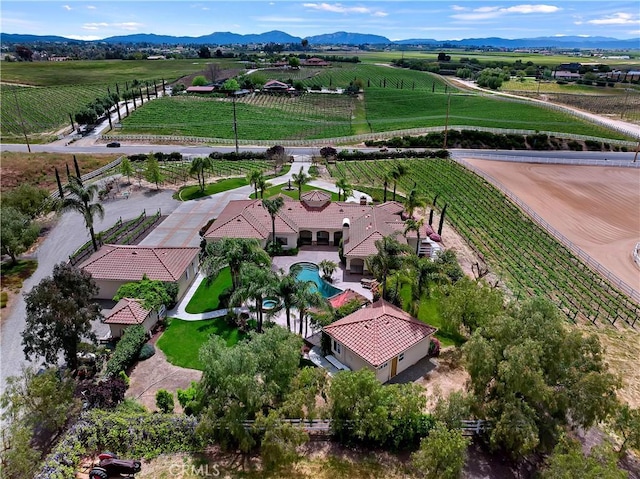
324, 300, 436, 367
329, 289, 369, 309
104, 298, 150, 325
79, 245, 199, 282
343, 208, 408, 257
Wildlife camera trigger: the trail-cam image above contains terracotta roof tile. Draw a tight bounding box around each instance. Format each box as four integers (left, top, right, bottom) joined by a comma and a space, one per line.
324, 300, 436, 366
79, 245, 199, 282
104, 298, 150, 325
329, 289, 369, 309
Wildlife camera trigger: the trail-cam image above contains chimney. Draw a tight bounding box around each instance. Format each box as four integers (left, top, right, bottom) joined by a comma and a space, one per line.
342, 218, 350, 243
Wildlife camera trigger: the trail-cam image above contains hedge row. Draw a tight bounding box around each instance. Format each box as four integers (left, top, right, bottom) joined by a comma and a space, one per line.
337, 149, 449, 160
105, 325, 147, 377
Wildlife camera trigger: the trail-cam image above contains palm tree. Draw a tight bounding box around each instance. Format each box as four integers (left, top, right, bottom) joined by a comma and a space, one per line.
404, 189, 425, 218
335, 177, 352, 202
62, 176, 105, 252
411, 256, 448, 299
190, 156, 213, 192
230, 263, 279, 333
365, 233, 411, 300
318, 259, 338, 282
201, 238, 270, 290
256, 176, 271, 199
247, 169, 264, 199
404, 217, 425, 255
291, 166, 310, 200
391, 163, 408, 201
276, 270, 301, 332
381, 172, 390, 203
293, 283, 326, 336
262, 196, 285, 251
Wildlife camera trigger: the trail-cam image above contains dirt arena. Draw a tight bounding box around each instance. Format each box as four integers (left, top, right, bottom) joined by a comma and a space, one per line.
464, 159, 640, 291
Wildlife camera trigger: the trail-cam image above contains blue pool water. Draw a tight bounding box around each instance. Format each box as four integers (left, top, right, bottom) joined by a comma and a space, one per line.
291, 262, 342, 299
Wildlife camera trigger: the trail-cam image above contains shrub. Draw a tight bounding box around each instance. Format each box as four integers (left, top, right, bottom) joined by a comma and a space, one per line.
428, 338, 441, 357
118, 370, 130, 386
138, 343, 156, 360
105, 325, 147, 377
155, 389, 174, 413
84, 377, 127, 409
177, 382, 200, 415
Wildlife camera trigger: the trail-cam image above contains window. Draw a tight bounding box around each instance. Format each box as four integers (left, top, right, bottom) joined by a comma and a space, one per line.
332, 339, 341, 354
378, 362, 388, 370
399, 353, 404, 361
276, 237, 288, 246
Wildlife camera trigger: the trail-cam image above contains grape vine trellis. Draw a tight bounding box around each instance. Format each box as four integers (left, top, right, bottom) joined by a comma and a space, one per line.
328, 158, 638, 328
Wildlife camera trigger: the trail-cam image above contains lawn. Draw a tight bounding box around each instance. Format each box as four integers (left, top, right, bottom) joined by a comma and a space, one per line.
156, 316, 244, 370
1, 259, 38, 292
185, 268, 232, 314
250, 183, 339, 201
176, 177, 248, 201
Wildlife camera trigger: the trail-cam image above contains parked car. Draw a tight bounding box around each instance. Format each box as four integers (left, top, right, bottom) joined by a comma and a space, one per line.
106, 142, 121, 148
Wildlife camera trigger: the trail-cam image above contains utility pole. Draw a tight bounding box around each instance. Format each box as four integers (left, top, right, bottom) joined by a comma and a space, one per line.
633, 140, 639, 163
12, 88, 31, 152
232, 94, 239, 155
443, 93, 451, 149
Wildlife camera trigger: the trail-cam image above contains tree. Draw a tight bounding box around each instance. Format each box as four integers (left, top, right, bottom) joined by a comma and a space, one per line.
257, 176, 271, 199
222, 78, 239, 91
2, 184, 50, 218
409, 256, 447, 300
440, 277, 504, 336
365, 234, 411, 300
113, 277, 176, 310
404, 188, 425, 218
22, 263, 101, 372
335, 177, 353, 201
190, 156, 213, 192
61, 176, 105, 252
276, 270, 304, 332
292, 281, 326, 336
391, 163, 408, 201
144, 154, 164, 189
411, 422, 469, 479
201, 238, 271, 291
247, 169, 264, 199
155, 389, 175, 413
83, 377, 127, 409
191, 75, 208, 86
288, 56, 300, 69
610, 403, 640, 456
318, 259, 337, 282
463, 297, 620, 459
434, 249, 464, 283
230, 263, 279, 333
262, 197, 285, 253
291, 166, 310, 200
540, 436, 627, 479
0, 422, 41, 479
255, 410, 308, 472
0, 207, 39, 265
301, 38, 309, 50
404, 217, 424, 255
198, 46, 211, 58
320, 146, 337, 159
120, 157, 134, 184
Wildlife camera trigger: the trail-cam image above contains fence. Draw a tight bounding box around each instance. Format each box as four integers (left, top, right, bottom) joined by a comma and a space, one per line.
49, 156, 125, 200
454, 153, 639, 168
453, 156, 640, 305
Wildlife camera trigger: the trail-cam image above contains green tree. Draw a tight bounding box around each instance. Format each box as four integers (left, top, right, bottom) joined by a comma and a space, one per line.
144, 154, 164, 189
262, 196, 285, 253
280, 366, 329, 420
22, 263, 101, 372
276, 269, 305, 332
155, 389, 175, 413
440, 277, 504, 335
404, 217, 424, 255
291, 166, 311, 200
201, 238, 271, 290
411, 422, 469, 479
293, 281, 326, 336
120, 157, 134, 184
0, 206, 40, 265
191, 75, 208, 86
540, 436, 627, 479
113, 277, 175, 310
230, 263, 279, 333
190, 156, 213, 192
432, 391, 473, 430
335, 177, 353, 201
255, 410, 308, 472
1, 184, 50, 218
256, 175, 271, 199
288, 56, 300, 69
434, 249, 464, 283
390, 163, 408, 201
410, 256, 447, 299
0, 422, 41, 479
247, 169, 264, 199
61, 176, 105, 252
404, 188, 425, 218
463, 297, 620, 459
318, 259, 337, 282
610, 403, 640, 456
365, 233, 411, 300
222, 78, 240, 91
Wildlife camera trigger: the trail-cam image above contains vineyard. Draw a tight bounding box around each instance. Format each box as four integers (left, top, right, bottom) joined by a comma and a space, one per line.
327, 159, 639, 328
149, 158, 278, 185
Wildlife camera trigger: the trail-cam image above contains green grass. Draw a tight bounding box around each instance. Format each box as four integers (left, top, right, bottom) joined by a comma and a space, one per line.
250, 183, 339, 201
176, 177, 248, 201
156, 315, 244, 370
1, 291, 8, 308
185, 268, 232, 314
1, 259, 38, 292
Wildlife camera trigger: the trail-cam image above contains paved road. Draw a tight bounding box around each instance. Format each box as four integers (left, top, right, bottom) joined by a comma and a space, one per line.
0, 189, 179, 395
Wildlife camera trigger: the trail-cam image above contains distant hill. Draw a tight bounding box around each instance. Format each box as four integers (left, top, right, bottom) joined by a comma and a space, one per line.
1, 31, 638, 49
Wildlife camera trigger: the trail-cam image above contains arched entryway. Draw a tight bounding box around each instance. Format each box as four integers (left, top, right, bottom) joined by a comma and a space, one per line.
333, 231, 343, 246
350, 258, 364, 274
317, 231, 330, 245
299, 230, 312, 245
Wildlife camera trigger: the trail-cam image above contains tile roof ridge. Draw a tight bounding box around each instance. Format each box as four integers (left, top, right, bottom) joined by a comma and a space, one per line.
151, 248, 179, 281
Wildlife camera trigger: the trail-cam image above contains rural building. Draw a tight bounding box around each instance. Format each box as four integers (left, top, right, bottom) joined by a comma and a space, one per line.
204, 193, 440, 274
557, 62, 581, 72
262, 80, 290, 92
553, 70, 581, 80
78, 245, 200, 300
303, 57, 331, 67
323, 299, 437, 382
186, 86, 215, 94
104, 297, 164, 338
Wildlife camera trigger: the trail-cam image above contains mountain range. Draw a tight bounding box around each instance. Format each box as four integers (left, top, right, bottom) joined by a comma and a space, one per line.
1, 31, 639, 49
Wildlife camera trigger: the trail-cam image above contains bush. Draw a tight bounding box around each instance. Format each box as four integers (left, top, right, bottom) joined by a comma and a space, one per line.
177, 382, 200, 415
428, 338, 441, 357
83, 377, 127, 409
105, 325, 147, 377
155, 389, 174, 413
138, 343, 156, 360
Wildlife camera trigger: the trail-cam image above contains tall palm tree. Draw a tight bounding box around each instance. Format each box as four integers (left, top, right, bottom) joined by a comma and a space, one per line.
201, 238, 270, 290
293, 283, 326, 336
391, 163, 408, 201
381, 172, 390, 203
247, 169, 264, 199
256, 176, 271, 199
291, 166, 310, 200
230, 263, 279, 333
335, 177, 352, 202
410, 256, 448, 299
262, 196, 285, 250
190, 156, 213, 192
62, 176, 105, 252
404, 189, 425, 218
276, 270, 299, 332
365, 233, 411, 300
404, 217, 425, 255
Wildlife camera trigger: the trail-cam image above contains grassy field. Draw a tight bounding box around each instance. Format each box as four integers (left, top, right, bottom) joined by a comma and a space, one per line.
0, 152, 120, 192
176, 177, 249, 201
250, 183, 339, 201
156, 316, 245, 370
185, 268, 232, 313
501, 78, 630, 94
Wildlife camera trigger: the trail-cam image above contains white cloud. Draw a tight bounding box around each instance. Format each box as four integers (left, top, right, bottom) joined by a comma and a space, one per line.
629, 29, 640, 35
86, 5, 96, 10
303, 3, 387, 17
588, 12, 640, 26
451, 5, 466, 11
62, 5, 72, 11
82, 22, 143, 31
452, 4, 560, 21
82, 22, 109, 30
66, 34, 102, 41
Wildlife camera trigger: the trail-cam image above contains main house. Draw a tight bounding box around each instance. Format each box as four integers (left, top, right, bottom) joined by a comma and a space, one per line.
323, 299, 437, 382
78, 245, 200, 301
203, 191, 440, 274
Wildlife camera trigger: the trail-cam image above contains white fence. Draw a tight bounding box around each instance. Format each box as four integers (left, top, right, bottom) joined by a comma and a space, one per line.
457, 153, 639, 168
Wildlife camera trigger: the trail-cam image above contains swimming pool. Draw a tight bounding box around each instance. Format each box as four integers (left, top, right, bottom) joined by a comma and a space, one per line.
291, 262, 342, 299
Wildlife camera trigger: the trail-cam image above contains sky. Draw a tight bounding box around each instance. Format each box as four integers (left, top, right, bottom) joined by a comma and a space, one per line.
1, 1, 639, 41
